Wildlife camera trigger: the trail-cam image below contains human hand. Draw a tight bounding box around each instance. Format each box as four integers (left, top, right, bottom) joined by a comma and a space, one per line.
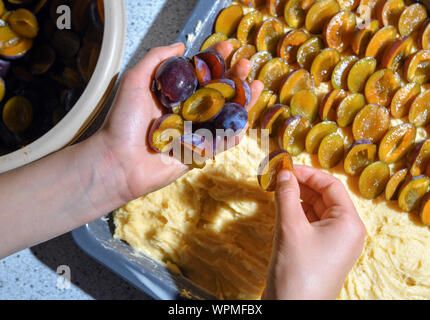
95, 42, 263, 202
263, 165, 367, 300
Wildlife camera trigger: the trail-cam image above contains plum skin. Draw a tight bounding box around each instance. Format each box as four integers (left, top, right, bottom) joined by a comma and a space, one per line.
214, 102, 248, 137
152, 56, 198, 109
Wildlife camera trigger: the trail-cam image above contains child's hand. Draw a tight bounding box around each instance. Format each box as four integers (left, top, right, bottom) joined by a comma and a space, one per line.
263, 166, 367, 300
97, 42, 263, 201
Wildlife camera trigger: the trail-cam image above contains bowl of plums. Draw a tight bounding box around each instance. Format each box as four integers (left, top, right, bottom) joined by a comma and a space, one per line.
0, 0, 126, 173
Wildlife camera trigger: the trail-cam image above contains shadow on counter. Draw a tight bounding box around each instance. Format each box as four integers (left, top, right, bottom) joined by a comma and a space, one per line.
30, 233, 151, 300
30, 0, 200, 300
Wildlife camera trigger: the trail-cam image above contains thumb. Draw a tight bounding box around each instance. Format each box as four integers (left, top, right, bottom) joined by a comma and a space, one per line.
275, 170, 308, 229
133, 43, 186, 83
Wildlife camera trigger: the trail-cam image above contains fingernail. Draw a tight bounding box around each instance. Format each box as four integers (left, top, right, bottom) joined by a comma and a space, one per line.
278, 170, 291, 182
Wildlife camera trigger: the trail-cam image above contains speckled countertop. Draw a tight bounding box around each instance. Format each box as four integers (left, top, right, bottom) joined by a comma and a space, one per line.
0, 0, 199, 300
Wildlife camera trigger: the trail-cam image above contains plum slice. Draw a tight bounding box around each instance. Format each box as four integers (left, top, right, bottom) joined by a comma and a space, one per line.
290, 89, 318, 123
214, 4, 244, 37
277, 29, 310, 64
404, 50, 430, 84
279, 69, 315, 104
279, 68, 314, 105
408, 140, 430, 177
320, 89, 347, 121
257, 57, 290, 91
193, 56, 211, 85
409, 90, 430, 127
364, 69, 401, 107
255, 18, 284, 56
257, 150, 294, 192
305, 0, 340, 34
318, 133, 344, 169
0, 37, 33, 60
331, 55, 358, 90
9, 9, 38, 39
267, 92, 278, 109
231, 77, 251, 107
390, 83, 421, 118
267, 0, 287, 17
278, 115, 311, 156
248, 90, 274, 127
419, 193, 430, 225
381, 36, 413, 70
377, 0, 405, 27
344, 140, 377, 176
284, 0, 314, 28
237, 10, 264, 45
152, 56, 198, 109
297, 36, 324, 70
347, 57, 377, 93
203, 79, 236, 100
310, 48, 340, 86
365, 26, 397, 61
352, 104, 390, 143
247, 51, 272, 82
182, 88, 225, 123
195, 50, 226, 80
359, 161, 391, 199
398, 3, 427, 36
336, 93, 366, 128
0, 25, 20, 50
2, 96, 33, 133
385, 168, 408, 201
351, 19, 380, 56
148, 114, 184, 153
324, 10, 356, 52
420, 19, 430, 50
398, 175, 430, 212
260, 104, 291, 135
214, 102, 248, 137
200, 33, 227, 51
379, 123, 416, 164
305, 121, 338, 154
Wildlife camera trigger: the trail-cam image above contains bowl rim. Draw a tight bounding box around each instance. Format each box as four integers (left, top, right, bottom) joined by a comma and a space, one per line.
0, 0, 127, 174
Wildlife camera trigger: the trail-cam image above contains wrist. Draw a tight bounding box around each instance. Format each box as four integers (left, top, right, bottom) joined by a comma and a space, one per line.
72, 132, 131, 220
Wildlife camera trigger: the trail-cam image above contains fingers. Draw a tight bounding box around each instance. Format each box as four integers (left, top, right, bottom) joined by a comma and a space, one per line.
209, 41, 234, 61
301, 202, 320, 223
130, 43, 185, 86
226, 59, 251, 80
299, 183, 327, 218
275, 170, 309, 230
294, 165, 356, 216
246, 80, 264, 112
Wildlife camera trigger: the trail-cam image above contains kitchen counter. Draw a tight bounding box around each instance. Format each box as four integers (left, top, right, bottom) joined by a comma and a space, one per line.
0, 0, 199, 300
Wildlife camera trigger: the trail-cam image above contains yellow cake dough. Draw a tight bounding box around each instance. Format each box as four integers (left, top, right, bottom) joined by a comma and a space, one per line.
114, 131, 430, 300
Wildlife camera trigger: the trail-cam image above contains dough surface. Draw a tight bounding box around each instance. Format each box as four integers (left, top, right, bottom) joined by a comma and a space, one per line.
114, 132, 430, 300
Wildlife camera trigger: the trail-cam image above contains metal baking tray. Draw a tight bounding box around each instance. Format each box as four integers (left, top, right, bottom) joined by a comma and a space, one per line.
71, 0, 232, 300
